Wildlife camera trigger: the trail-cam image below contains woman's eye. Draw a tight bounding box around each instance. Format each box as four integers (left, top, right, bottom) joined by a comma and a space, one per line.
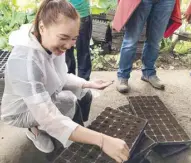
60, 37, 77, 41
60, 38, 67, 41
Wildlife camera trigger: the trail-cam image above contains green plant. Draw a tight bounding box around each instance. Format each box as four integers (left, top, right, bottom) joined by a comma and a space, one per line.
12, 0, 39, 10
0, 0, 37, 51
91, 45, 119, 70
90, 0, 117, 14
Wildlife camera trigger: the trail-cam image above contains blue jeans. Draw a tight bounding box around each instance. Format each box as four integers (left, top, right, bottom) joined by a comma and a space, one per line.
117, 0, 175, 79
65, 15, 92, 81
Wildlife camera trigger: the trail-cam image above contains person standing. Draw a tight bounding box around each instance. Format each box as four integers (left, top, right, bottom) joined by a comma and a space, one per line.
116, 0, 176, 93
65, 0, 92, 81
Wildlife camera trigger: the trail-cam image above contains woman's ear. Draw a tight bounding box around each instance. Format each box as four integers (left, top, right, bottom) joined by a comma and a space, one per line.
39, 20, 45, 35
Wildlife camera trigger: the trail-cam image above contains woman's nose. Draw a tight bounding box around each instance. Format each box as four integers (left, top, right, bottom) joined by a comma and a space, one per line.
65, 40, 76, 49
71, 39, 77, 46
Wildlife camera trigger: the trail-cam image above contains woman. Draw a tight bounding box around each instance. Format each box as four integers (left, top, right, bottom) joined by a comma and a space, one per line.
0, 0, 129, 162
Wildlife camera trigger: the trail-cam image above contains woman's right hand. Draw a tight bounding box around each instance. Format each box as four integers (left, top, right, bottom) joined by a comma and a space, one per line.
69, 126, 129, 162
101, 134, 129, 163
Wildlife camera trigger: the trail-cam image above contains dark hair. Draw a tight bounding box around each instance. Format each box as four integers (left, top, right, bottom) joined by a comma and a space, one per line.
33, 0, 79, 41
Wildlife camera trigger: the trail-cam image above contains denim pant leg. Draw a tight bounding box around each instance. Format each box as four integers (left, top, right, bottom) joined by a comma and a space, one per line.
142, 0, 175, 78
65, 47, 76, 75
76, 16, 92, 81
117, 1, 152, 79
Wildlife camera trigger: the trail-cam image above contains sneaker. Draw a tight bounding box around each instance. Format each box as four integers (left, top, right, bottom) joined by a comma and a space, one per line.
116, 78, 129, 93
141, 75, 165, 90
26, 129, 54, 153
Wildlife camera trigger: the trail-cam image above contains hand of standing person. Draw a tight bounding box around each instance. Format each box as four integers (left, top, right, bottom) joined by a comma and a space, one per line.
185, 1, 191, 22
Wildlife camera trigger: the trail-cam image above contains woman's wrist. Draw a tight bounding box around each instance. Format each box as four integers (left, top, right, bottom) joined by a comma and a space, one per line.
82, 81, 92, 89
94, 132, 104, 149
99, 133, 104, 149
87, 131, 105, 148
69, 126, 104, 147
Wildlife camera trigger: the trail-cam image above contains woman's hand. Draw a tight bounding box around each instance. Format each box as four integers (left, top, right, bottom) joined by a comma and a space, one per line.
83, 80, 114, 90
69, 126, 129, 162
101, 134, 129, 163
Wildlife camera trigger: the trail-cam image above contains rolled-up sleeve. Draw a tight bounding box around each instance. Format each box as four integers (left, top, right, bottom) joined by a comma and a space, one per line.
7, 58, 79, 147
64, 72, 87, 99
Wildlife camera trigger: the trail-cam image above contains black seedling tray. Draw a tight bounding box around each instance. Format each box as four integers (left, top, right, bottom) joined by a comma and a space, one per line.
54, 107, 147, 163
117, 105, 132, 114
0, 79, 5, 104
128, 96, 191, 145
111, 30, 125, 51
117, 105, 155, 162
153, 143, 189, 158
92, 19, 109, 42
92, 13, 107, 21
131, 132, 156, 160
0, 50, 10, 78
117, 105, 157, 160
106, 9, 115, 21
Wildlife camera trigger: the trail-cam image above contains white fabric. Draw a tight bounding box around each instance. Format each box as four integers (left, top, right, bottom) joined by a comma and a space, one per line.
1, 24, 87, 147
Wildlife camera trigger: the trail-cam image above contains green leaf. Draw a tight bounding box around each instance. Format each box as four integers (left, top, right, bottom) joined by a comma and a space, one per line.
91, 7, 106, 14
12, 0, 38, 10
26, 12, 36, 23
0, 36, 7, 49
90, 0, 117, 14
9, 11, 27, 28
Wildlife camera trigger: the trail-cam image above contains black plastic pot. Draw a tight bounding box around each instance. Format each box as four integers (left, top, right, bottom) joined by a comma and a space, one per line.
0, 50, 10, 78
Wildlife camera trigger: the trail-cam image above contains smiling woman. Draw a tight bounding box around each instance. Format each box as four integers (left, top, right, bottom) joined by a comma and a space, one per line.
0, 0, 129, 162
33, 0, 80, 55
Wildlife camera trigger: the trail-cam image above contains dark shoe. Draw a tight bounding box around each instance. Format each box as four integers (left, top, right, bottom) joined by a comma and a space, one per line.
141, 75, 165, 90
116, 78, 130, 93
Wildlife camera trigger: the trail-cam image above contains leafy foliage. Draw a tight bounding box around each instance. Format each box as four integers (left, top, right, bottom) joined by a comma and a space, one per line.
160, 0, 191, 55
90, 0, 117, 14
0, 0, 37, 51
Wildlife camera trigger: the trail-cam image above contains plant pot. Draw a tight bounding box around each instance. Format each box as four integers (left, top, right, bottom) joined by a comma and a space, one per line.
0, 50, 10, 78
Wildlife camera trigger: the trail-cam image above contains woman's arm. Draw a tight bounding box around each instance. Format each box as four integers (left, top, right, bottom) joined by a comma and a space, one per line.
70, 125, 129, 162
7, 58, 79, 147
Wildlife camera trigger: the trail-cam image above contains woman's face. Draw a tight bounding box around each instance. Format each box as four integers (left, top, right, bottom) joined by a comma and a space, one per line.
39, 15, 80, 56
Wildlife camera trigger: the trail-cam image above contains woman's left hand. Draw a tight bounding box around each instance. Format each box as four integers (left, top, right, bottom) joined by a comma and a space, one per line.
83, 80, 114, 90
